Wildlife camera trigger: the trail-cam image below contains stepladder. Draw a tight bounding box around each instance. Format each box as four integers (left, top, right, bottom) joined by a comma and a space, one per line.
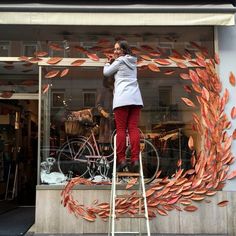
108, 135, 151, 236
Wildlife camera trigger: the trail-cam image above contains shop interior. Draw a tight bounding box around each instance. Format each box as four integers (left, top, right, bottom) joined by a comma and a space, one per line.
0, 100, 38, 206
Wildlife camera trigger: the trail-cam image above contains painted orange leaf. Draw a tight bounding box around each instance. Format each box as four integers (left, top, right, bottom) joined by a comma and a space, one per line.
224, 136, 233, 151
227, 170, 236, 180
174, 205, 182, 211
140, 55, 152, 61
181, 97, 196, 108
167, 196, 180, 205
196, 68, 208, 80
191, 194, 205, 201
83, 214, 96, 222
179, 199, 192, 205
176, 62, 187, 69
231, 107, 236, 119
49, 43, 64, 51
214, 53, 220, 64
28, 57, 42, 63
34, 51, 48, 57
45, 70, 60, 79
71, 59, 86, 66
229, 71, 235, 86
177, 159, 182, 167
18, 56, 29, 62
153, 58, 171, 66
169, 56, 185, 63
196, 58, 206, 67
179, 73, 190, 80
202, 87, 210, 101
74, 45, 88, 53
164, 69, 175, 75
149, 51, 161, 57
131, 46, 141, 54
47, 57, 62, 64
148, 63, 160, 72
189, 69, 199, 83
97, 203, 110, 209
206, 191, 217, 196
145, 188, 156, 198
126, 178, 138, 189
183, 50, 192, 60
232, 129, 236, 139
192, 83, 202, 93
192, 178, 202, 189
60, 68, 69, 78
195, 51, 205, 61
186, 169, 195, 177
217, 200, 229, 207
189, 60, 200, 67
181, 191, 193, 197
184, 205, 198, 212
156, 208, 168, 216
183, 85, 192, 93
87, 53, 99, 61
0, 91, 14, 98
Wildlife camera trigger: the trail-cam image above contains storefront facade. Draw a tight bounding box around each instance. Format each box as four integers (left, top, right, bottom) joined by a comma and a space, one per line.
0, 1, 236, 234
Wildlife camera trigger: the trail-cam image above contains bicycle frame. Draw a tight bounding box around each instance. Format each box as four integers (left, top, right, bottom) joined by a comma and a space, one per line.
72, 130, 100, 161
58, 126, 159, 184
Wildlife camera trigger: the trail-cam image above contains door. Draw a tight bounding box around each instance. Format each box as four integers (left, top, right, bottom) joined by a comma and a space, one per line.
0, 98, 38, 205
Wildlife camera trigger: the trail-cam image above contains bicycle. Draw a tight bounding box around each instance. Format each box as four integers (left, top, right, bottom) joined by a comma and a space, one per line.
57, 109, 160, 184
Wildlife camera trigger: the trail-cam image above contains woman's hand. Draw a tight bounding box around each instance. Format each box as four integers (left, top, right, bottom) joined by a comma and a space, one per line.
107, 55, 115, 64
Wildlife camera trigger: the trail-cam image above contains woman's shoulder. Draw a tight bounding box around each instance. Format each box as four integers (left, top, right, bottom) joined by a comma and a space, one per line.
116, 55, 137, 63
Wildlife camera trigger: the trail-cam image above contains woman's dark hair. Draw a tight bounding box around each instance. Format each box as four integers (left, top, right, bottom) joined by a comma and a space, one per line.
116, 40, 133, 55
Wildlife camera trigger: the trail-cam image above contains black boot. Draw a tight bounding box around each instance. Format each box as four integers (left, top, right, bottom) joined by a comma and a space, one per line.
117, 160, 127, 172
130, 160, 139, 173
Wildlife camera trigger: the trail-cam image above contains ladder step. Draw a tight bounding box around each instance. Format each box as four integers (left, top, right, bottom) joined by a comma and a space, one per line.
117, 172, 140, 177
116, 213, 146, 219
116, 194, 143, 198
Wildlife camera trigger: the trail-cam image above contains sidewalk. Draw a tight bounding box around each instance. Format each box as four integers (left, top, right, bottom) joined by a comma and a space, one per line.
25, 224, 228, 236
25, 234, 229, 236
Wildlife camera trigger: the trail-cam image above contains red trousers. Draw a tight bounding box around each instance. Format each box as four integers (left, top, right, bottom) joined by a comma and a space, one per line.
114, 105, 141, 164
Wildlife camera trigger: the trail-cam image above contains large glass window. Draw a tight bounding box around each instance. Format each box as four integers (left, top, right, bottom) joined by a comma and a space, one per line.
0, 41, 10, 57
39, 26, 214, 185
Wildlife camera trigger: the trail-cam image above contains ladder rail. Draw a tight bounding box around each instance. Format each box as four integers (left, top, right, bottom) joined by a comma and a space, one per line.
109, 134, 151, 236
110, 135, 117, 236
139, 152, 151, 236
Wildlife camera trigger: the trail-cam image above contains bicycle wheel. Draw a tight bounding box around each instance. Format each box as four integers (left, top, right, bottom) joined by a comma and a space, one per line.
140, 139, 159, 184
57, 137, 95, 178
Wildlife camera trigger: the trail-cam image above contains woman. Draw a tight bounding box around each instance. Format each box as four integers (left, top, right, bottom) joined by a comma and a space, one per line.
103, 40, 143, 172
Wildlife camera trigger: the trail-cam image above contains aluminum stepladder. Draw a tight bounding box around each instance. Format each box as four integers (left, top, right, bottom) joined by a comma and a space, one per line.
108, 135, 151, 236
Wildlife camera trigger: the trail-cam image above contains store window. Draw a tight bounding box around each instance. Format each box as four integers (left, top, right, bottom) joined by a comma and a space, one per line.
83, 89, 96, 108
0, 41, 10, 57
22, 41, 38, 57
39, 26, 214, 185
52, 90, 65, 108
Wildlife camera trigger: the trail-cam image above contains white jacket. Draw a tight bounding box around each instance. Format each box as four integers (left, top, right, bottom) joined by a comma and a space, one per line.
103, 55, 143, 110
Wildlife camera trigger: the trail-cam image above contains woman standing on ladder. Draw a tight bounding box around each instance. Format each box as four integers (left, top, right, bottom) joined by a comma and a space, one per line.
103, 40, 143, 172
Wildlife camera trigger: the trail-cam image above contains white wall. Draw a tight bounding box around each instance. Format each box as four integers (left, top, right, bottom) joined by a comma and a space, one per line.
218, 20, 236, 190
